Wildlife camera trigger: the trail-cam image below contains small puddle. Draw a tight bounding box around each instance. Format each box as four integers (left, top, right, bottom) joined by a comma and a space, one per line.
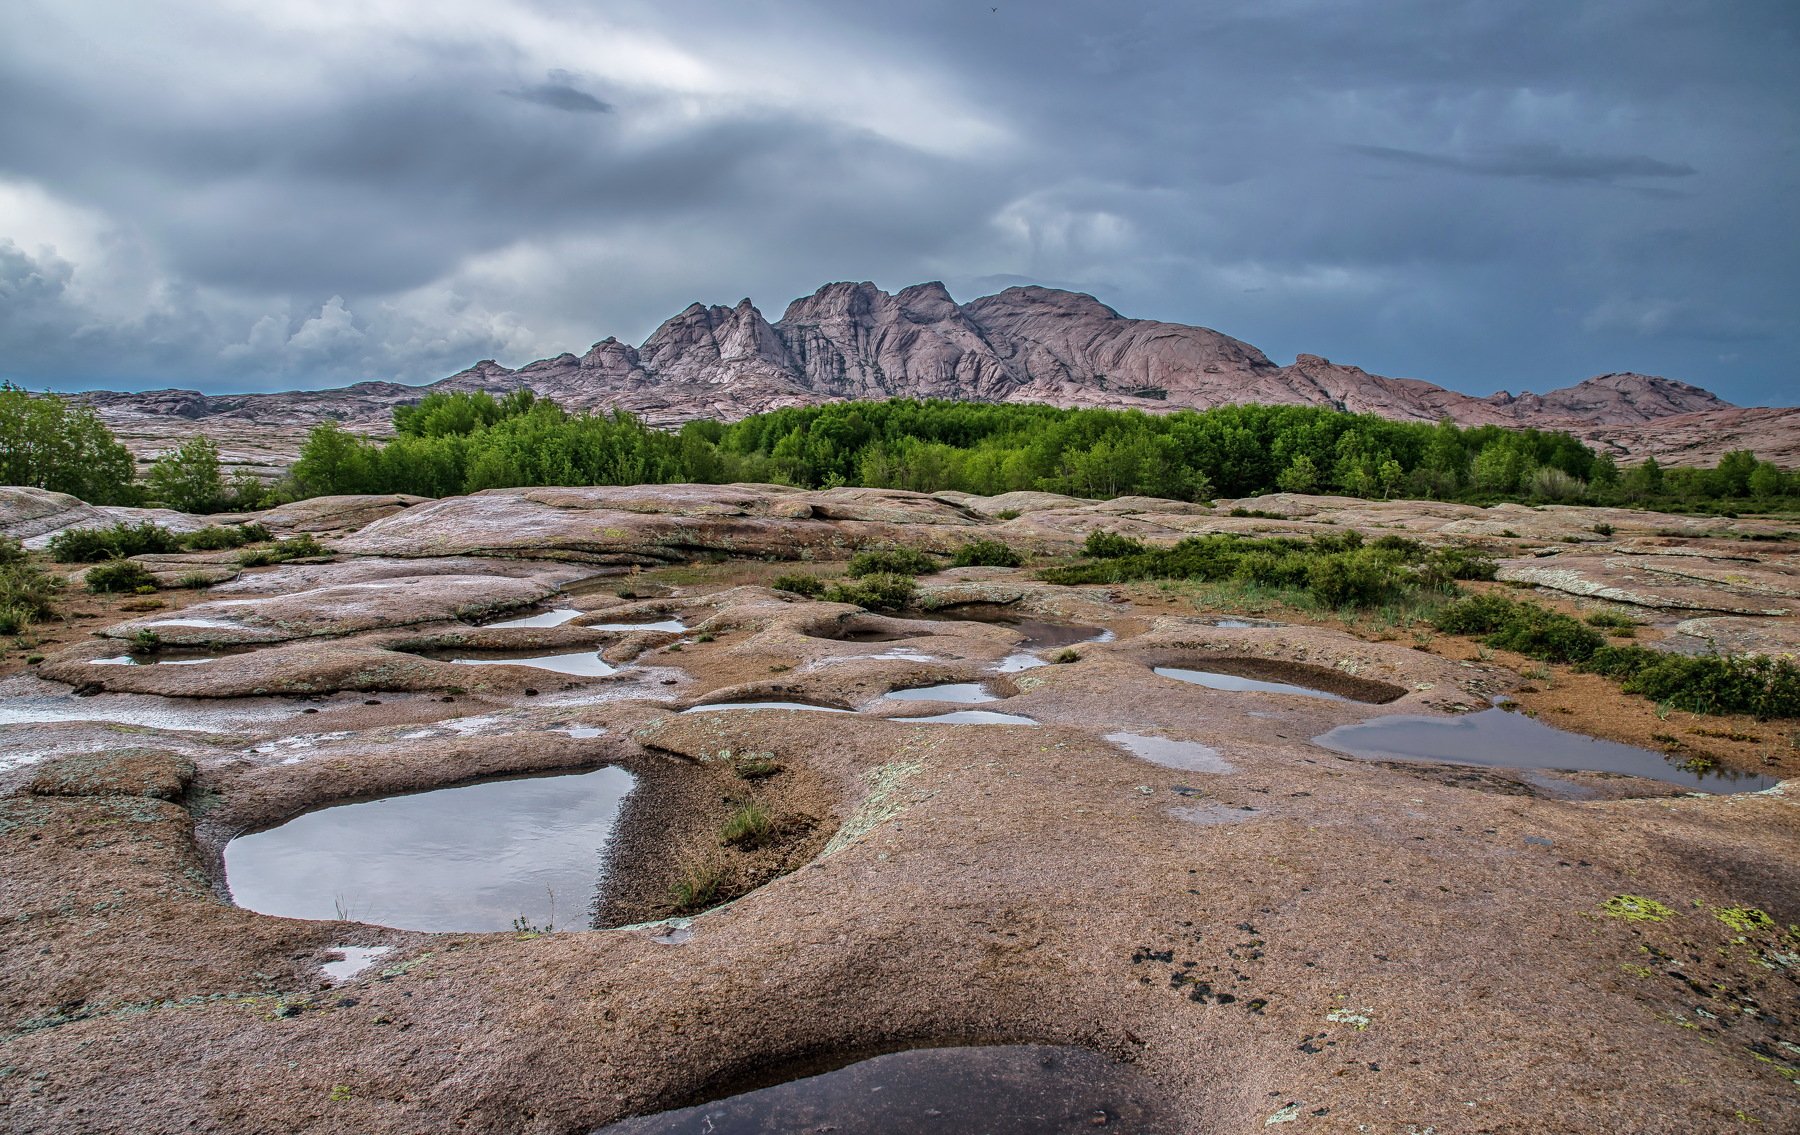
224, 767, 635, 932
486, 607, 584, 629
1155, 665, 1347, 701
138, 616, 245, 630
883, 682, 999, 703
684, 702, 852, 714
321, 945, 392, 983
1105, 731, 1235, 774
905, 710, 1036, 725
446, 651, 618, 677
559, 724, 606, 739
590, 618, 687, 633
593, 1044, 1172, 1134
90, 654, 218, 667
1314, 708, 1781, 793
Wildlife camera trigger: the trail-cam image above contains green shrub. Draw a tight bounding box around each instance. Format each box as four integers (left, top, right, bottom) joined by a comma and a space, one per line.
48, 522, 181, 563
994, 509, 1022, 521
823, 572, 917, 611
180, 522, 271, 551
1082, 530, 1146, 559
950, 539, 1023, 568
86, 559, 159, 594
0, 604, 31, 635
0, 536, 26, 568
1430, 593, 1521, 635
125, 629, 162, 656
1584, 610, 1640, 629
1579, 646, 1800, 718
846, 547, 939, 577
1305, 548, 1412, 608
0, 542, 60, 626
238, 533, 329, 566
1427, 545, 1499, 582
769, 573, 825, 597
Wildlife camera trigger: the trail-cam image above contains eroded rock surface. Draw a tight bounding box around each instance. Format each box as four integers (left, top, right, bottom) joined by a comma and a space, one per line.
3, 483, 1798, 1134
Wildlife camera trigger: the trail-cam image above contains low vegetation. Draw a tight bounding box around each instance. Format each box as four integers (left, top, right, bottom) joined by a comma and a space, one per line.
48, 522, 184, 563
845, 546, 939, 577
85, 560, 159, 594
1578, 647, 1800, 719
1043, 530, 1494, 612
950, 539, 1024, 568
0, 537, 61, 635
820, 572, 916, 611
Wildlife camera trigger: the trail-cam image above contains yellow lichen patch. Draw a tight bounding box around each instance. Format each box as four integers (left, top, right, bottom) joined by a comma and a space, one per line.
1715, 906, 1778, 935
1601, 894, 1675, 923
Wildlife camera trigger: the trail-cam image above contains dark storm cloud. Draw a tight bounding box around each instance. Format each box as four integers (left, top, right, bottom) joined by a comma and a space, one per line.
0, 0, 1794, 404
504, 71, 613, 114
1348, 143, 1696, 185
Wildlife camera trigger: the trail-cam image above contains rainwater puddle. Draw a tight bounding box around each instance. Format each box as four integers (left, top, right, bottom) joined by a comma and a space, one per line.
1155, 665, 1347, 700
138, 616, 245, 630
322, 945, 392, 983
977, 618, 1113, 672
590, 618, 687, 633
446, 651, 617, 677
871, 646, 940, 662
559, 724, 606, 739
905, 710, 1036, 726
883, 682, 998, 703
684, 702, 852, 714
225, 767, 635, 932
90, 654, 217, 666
0, 691, 294, 737
1105, 732, 1235, 774
1314, 708, 1780, 794
486, 607, 584, 629
592, 1044, 1171, 1135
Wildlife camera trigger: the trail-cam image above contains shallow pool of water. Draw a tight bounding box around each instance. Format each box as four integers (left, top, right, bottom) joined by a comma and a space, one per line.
486, 607, 584, 629
90, 654, 217, 666
1155, 665, 1347, 700
447, 651, 617, 677
1105, 731, 1235, 774
322, 945, 392, 983
1314, 708, 1780, 793
883, 682, 999, 703
592, 1044, 1172, 1134
684, 701, 853, 714
905, 710, 1037, 725
225, 767, 635, 932
590, 618, 687, 633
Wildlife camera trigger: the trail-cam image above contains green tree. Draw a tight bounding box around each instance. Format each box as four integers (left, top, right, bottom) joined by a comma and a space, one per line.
1276, 453, 1320, 493
0, 383, 139, 504
1621, 456, 1664, 499
147, 435, 227, 513
1748, 461, 1785, 499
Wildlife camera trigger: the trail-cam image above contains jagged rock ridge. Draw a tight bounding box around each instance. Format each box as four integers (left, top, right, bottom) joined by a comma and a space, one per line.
75, 282, 1791, 470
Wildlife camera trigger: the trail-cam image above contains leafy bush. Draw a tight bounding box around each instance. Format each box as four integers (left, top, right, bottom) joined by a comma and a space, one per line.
0, 539, 60, 628
147, 435, 227, 513
1580, 646, 1800, 718
180, 522, 271, 551
1304, 548, 1413, 608
846, 547, 939, 577
85, 560, 159, 594
950, 539, 1023, 568
48, 522, 181, 563
769, 573, 825, 597
237, 533, 330, 566
1584, 610, 1639, 629
822, 572, 917, 611
1083, 530, 1146, 559
1430, 593, 1602, 663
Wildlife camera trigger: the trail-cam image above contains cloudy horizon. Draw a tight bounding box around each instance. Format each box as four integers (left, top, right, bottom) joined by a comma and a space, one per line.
2, 1, 1795, 405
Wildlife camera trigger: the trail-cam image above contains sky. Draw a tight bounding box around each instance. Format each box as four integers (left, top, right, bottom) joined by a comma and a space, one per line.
1, 0, 1795, 405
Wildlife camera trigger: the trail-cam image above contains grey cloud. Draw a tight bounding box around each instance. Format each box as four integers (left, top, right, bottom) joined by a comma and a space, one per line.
1349, 142, 1696, 184
0, 0, 1795, 405
503, 70, 612, 114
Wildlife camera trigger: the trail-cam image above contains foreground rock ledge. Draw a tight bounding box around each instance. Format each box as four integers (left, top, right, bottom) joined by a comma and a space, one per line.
1, 483, 1797, 1134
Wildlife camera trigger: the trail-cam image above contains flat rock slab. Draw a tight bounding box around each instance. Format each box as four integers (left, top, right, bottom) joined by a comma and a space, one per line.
1499, 554, 1794, 615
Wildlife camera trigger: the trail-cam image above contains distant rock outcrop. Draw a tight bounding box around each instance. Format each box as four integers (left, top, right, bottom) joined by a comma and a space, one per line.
71, 282, 1792, 469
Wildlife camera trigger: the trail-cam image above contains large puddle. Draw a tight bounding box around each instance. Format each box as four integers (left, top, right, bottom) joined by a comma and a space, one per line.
224, 767, 635, 932
684, 701, 853, 714
593, 1044, 1172, 1134
1314, 708, 1781, 793
590, 618, 687, 633
905, 710, 1037, 726
446, 650, 618, 677
486, 607, 584, 629
883, 682, 998, 703
1155, 665, 1347, 701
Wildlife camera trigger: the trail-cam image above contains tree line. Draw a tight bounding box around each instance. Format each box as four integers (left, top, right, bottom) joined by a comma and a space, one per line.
3, 382, 1795, 512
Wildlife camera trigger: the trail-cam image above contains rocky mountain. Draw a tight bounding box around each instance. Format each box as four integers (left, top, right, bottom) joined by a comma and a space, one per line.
73, 281, 1791, 472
